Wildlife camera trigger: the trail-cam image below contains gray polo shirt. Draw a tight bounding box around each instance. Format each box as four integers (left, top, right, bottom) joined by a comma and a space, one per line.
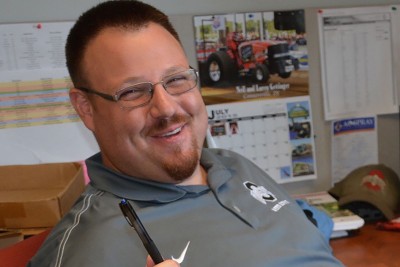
29, 148, 343, 267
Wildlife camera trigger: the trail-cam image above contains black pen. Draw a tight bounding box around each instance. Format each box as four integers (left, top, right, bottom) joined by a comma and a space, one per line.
119, 199, 164, 264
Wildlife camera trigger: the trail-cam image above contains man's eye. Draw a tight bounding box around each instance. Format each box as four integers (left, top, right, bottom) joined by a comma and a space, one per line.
118, 87, 147, 100
165, 75, 188, 86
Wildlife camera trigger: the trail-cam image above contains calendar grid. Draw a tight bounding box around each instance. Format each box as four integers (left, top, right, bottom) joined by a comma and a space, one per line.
207, 96, 316, 183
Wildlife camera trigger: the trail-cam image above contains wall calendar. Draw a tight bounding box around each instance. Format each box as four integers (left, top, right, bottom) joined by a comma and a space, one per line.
206, 96, 316, 183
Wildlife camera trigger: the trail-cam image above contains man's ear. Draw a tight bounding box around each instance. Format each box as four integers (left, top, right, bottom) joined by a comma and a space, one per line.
69, 88, 95, 131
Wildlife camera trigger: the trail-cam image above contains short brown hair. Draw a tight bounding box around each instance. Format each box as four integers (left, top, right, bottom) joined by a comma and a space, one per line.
65, 0, 180, 87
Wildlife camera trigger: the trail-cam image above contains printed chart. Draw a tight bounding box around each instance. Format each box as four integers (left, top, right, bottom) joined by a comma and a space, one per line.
0, 21, 78, 129
0, 70, 78, 129
318, 6, 399, 120
0, 21, 98, 165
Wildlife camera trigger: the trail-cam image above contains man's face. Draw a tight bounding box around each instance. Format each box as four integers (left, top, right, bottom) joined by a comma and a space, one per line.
75, 23, 208, 184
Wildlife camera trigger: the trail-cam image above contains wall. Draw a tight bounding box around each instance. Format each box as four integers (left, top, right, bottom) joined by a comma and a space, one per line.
1, 0, 399, 194
1, 0, 400, 21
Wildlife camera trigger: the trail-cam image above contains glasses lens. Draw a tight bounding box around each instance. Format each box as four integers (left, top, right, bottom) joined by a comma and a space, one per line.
116, 83, 152, 108
164, 69, 198, 95
115, 69, 198, 109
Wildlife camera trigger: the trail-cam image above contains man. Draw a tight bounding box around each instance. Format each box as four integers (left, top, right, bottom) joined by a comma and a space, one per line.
29, 1, 343, 266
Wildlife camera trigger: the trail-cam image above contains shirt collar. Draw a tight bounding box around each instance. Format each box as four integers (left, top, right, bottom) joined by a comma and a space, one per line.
85, 149, 233, 203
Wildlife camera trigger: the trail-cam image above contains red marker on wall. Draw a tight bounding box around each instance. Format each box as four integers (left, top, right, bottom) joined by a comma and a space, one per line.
36, 23, 42, 29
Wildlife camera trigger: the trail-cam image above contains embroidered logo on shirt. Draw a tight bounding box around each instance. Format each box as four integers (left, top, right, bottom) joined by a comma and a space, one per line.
243, 181, 277, 204
171, 241, 190, 264
243, 181, 290, 211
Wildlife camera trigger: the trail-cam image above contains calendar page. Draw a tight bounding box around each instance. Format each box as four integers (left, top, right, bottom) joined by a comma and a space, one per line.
206, 96, 316, 183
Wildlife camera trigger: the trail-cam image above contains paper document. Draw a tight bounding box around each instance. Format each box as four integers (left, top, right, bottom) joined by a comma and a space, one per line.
331, 116, 378, 184
318, 6, 399, 120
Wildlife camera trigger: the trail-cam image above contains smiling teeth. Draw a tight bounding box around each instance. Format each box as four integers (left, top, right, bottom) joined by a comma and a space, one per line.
162, 127, 182, 137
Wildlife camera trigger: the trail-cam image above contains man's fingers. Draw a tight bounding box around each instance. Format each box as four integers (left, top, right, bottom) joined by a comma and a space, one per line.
145, 256, 180, 267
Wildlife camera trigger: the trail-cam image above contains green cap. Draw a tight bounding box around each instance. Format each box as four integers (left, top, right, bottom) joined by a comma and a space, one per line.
329, 164, 400, 220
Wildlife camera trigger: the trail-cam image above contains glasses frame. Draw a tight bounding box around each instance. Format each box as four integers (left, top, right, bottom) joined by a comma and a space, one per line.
76, 68, 199, 109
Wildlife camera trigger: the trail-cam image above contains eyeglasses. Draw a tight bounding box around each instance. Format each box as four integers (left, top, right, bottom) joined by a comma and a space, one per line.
76, 68, 199, 109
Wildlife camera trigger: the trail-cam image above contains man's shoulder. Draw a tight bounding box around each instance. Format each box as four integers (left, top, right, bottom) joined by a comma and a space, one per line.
203, 148, 269, 175
28, 187, 117, 266
202, 148, 253, 164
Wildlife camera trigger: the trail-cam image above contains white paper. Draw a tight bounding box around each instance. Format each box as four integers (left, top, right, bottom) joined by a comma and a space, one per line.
331, 116, 378, 184
0, 22, 74, 71
0, 122, 99, 165
0, 21, 99, 165
318, 6, 399, 120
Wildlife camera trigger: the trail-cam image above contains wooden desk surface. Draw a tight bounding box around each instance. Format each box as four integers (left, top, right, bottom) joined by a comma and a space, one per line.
330, 223, 400, 267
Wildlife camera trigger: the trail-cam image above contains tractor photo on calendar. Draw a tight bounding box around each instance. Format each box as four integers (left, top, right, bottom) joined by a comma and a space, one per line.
194, 10, 309, 104
203, 31, 294, 85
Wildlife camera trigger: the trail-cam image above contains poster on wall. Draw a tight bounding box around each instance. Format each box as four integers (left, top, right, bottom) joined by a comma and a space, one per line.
194, 10, 316, 183
0, 22, 99, 165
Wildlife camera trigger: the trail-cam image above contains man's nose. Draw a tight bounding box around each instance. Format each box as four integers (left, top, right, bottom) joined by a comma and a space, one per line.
148, 83, 177, 119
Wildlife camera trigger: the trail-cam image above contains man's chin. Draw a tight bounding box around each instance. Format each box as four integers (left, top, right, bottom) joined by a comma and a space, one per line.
162, 151, 199, 181
154, 136, 201, 182
163, 160, 198, 182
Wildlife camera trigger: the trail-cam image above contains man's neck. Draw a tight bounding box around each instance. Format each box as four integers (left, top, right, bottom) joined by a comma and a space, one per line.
178, 165, 208, 186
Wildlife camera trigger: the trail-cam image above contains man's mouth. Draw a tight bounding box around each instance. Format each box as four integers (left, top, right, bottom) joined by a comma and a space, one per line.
161, 126, 183, 137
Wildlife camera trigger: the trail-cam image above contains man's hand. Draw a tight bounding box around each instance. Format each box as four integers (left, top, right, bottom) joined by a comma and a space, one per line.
146, 256, 180, 267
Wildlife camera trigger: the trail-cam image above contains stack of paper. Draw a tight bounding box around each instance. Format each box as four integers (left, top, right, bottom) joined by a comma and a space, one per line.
296, 191, 365, 238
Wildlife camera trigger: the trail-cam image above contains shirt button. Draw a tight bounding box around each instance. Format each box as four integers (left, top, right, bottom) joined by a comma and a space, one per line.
232, 205, 241, 213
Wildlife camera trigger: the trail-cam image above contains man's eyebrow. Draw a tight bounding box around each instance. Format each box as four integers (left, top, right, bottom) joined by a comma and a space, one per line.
120, 76, 147, 86
163, 66, 187, 75
120, 66, 188, 85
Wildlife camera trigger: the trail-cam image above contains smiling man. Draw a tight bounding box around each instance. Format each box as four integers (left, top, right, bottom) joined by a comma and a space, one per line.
72, 23, 208, 186
28, 1, 343, 267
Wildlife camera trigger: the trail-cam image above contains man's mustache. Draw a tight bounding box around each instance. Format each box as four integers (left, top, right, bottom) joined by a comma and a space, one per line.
150, 114, 191, 132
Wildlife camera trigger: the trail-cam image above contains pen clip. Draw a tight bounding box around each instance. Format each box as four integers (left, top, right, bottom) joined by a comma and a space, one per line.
119, 198, 164, 264
120, 199, 134, 227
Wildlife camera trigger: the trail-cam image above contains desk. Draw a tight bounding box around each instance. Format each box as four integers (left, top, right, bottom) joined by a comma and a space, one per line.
330, 223, 400, 267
